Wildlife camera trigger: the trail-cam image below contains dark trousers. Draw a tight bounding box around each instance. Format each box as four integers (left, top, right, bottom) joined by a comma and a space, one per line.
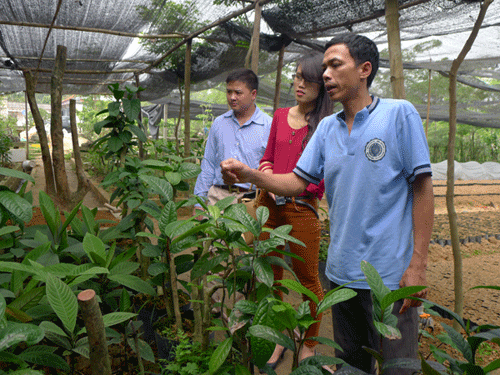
330, 282, 418, 374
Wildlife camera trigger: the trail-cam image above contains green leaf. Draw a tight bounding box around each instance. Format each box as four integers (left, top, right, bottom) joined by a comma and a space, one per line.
248, 325, 295, 351
45, 274, 78, 333
256, 205, 270, 227
82, 233, 107, 267
128, 124, 147, 142
165, 171, 182, 186
108, 101, 120, 117
109, 261, 140, 276
138, 175, 173, 200
8, 287, 45, 312
269, 225, 305, 247
18, 346, 70, 371
0, 190, 33, 223
360, 261, 391, 302
278, 279, 318, 305
141, 159, 169, 170
317, 288, 357, 315
158, 201, 177, 232
122, 98, 141, 120
0, 167, 35, 183
39, 321, 69, 338
102, 312, 136, 327
94, 118, 112, 134
290, 365, 323, 375
374, 321, 401, 340
441, 322, 473, 362
0, 293, 5, 319
209, 337, 232, 374
108, 136, 124, 153
148, 262, 169, 277
380, 286, 426, 311
225, 203, 260, 237
0, 225, 20, 236
307, 336, 343, 351
0, 322, 44, 351
108, 274, 156, 296
178, 162, 201, 180
483, 358, 500, 373
253, 257, 274, 288
127, 337, 155, 363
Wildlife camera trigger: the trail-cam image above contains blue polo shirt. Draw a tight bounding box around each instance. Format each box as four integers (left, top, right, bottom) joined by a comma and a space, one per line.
194, 106, 272, 199
294, 97, 432, 290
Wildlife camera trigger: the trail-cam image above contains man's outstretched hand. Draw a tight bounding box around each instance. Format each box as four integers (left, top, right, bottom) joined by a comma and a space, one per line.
220, 158, 252, 185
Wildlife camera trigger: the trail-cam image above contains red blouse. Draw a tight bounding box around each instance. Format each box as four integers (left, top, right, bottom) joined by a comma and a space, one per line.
259, 107, 325, 200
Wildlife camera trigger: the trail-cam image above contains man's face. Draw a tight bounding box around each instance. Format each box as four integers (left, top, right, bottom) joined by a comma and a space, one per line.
322, 43, 369, 104
226, 80, 256, 115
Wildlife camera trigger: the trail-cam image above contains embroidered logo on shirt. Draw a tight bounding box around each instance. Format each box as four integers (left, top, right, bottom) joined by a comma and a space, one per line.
365, 138, 386, 162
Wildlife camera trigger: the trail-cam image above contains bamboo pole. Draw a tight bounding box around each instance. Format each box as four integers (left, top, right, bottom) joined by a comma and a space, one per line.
78, 289, 112, 375
446, 0, 493, 330
251, 0, 262, 74
273, 45, 286, 114
184, 39, 192, 160
385, 0, 406, 99
134, 73, 145, 160
24, 92, 29, 160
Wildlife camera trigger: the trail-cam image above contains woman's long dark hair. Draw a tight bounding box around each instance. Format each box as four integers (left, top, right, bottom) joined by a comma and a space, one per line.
297, 53, 334, 148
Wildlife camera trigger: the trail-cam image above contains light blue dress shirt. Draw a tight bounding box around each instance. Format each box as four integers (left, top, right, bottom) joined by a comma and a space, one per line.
194, 106, 272, 199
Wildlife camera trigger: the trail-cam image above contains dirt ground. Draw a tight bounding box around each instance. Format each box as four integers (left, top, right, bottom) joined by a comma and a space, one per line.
24, 160, 500, 373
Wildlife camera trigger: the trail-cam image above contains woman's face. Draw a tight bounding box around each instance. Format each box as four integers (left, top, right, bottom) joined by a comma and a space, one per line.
293, 64, 321, 105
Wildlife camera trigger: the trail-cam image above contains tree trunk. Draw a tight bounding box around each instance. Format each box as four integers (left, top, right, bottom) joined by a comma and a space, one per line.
69, 99, 91, 205
385, 0, 406, 99
78, 289, 112, 375
24, 92, 29, 160
50, 45, 70, 203
175, 78, 183, 156
447, 0, 492, 330
251, 0, 261, 74
23, 70, 56, 196
134, 73, 145, 160
184, 39, 192, 160
273, 45, 286, 114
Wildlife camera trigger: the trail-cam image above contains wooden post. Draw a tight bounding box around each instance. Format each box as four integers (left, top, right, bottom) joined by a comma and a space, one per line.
446, 0, 493, 329
184, 39, 192, 159
251, 0, 261, 74
78, 289, 112, 375
24, 91, 29, 160
23, 70, 56, 195
385, 0, 406, 99
273, 45, 286, 114
70, 99, 89, 195
134, 73, 145, 160
425, 69, 432, 137
163, 103, 168, 139
50, 45, 70, 201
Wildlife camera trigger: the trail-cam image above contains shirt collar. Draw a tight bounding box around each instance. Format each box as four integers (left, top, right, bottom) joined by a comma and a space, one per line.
224, 105, 267, 126
336, 95, 379, 121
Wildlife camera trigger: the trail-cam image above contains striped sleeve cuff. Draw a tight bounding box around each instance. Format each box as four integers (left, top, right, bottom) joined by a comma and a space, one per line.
408, 164, 432, 183
293, 166, 322, 185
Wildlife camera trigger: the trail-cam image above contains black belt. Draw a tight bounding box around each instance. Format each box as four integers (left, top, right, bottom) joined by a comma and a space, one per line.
282, 196, 319, 219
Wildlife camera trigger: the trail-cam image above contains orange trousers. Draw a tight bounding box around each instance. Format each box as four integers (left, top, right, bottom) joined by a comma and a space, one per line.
257, 192, 323, 347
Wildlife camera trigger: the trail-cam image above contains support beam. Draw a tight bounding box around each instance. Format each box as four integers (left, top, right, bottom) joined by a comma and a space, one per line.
251, 0, 262, 74
385, 0, 406, 99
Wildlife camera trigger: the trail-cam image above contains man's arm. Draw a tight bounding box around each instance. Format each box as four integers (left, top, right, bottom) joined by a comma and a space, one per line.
221, 158, 309, 197
399, 173, 434, 313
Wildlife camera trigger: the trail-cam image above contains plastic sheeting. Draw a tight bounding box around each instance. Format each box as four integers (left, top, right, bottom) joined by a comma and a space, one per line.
431, 160, 500, 180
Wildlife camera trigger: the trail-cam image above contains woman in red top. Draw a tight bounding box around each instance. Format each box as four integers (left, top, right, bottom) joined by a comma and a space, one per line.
258, 53, 334, 369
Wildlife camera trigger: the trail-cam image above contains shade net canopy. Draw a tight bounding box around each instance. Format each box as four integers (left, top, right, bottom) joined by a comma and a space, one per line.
0, 0, 499, 127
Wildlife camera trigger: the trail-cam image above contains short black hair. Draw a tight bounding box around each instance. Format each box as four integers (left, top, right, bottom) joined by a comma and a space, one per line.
325, 33, 379, 88
226, 68, 259, 92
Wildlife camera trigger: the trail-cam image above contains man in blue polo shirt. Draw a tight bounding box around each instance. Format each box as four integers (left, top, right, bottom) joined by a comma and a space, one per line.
194, 68, 271, 208
221, 34, 434, 374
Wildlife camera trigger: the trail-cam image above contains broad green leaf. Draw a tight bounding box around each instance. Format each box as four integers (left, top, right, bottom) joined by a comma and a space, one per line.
0, 167, 35, 183
374, 321, 401, 340
108, 136, 124, 153
46, 275, 78, 333
191, 253, 227, 280
317, 288, 357, 315
82, 233, 107, 266
60, 201, 82, 234
127, 337, 155, 363
108, 101, 120, 117
139, 175, 173, 200
209, 337, 232, 374
0, 226, 20, 236
307, 336, 343, 351
8, 369, 45, 375
178, 162, 201, 180
141, 159, 169, 169
270, 225, 305, 247
94, 117, 111, 134
128, 124, 147, 142
108, 274, 156, 296
8, 287, 45, 312
441, 322, 473, 362
248, 325, 295, 350
0, 322, 44, 351
483, 358, 500, 373
360, 261, 391, 302
0, 293, 5, 319
39, 321, 68, 338
278, 279, 318, 305
122, 98, 140, 120
109, 261, 139, 276
148, 262, 169, 277
165, 171, 182, 186
158, 201, 177, 232
224, 203, 260, 237
0, 190, 33, 223
256, 205, 270, 227
290, 365, 323, 375
253, 257, 274, 288
102, 312, 136, 327
18, 346, 70, 371
380, 286, 426, 311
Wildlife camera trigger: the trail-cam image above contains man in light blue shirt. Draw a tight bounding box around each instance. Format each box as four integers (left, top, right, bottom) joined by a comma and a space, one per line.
194, 68, 271, 206
221, 34, 434, 374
